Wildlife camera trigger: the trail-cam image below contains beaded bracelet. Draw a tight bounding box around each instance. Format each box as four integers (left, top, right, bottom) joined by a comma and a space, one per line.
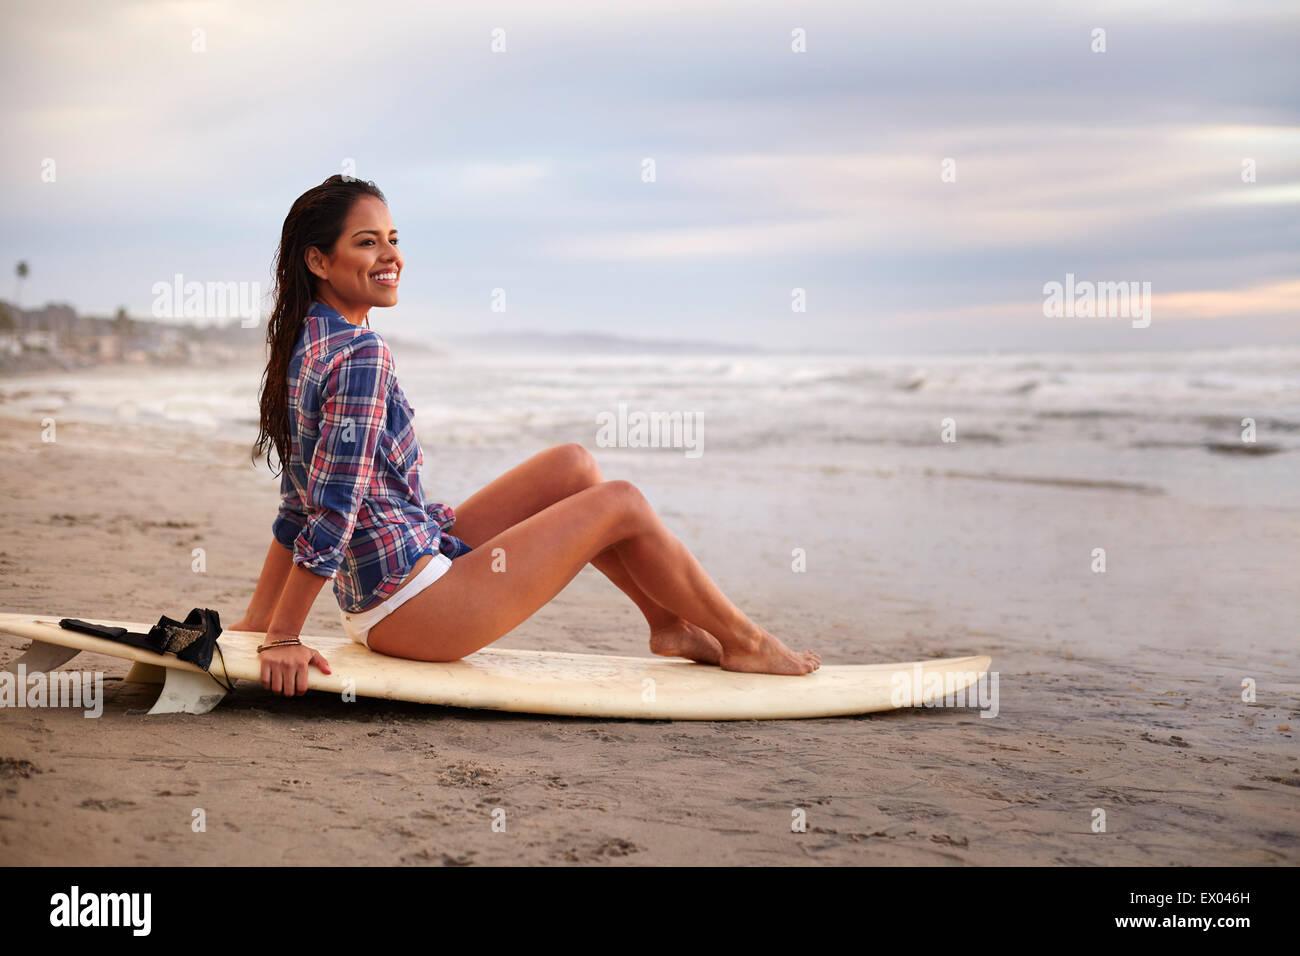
256, 638, 303, 653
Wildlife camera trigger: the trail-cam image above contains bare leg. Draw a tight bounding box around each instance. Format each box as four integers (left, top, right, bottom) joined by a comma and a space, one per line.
447, 444, 723, 664
368, 480, 820, 675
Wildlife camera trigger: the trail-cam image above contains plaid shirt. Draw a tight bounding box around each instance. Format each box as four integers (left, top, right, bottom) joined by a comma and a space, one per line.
271, 301, 459, 613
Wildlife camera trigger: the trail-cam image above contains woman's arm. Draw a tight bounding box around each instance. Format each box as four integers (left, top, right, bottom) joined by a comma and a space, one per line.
230, 539, 328, 639
265, 561, 329, 643
230, 538, 295, 632
229, 456, 314, 632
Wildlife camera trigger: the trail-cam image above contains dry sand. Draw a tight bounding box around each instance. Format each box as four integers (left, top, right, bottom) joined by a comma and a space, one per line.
0, 413, 1296, 865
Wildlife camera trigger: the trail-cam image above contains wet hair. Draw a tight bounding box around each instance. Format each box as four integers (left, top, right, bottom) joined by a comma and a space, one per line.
252, 174, 387, 473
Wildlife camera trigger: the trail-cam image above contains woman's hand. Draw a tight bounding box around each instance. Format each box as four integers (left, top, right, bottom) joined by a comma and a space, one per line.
259, 639, 332, 697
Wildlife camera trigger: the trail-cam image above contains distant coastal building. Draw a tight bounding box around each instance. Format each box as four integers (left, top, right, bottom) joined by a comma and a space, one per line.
0, 297, 450, 377
0, 299, 266, 375
96, 333, 122, 361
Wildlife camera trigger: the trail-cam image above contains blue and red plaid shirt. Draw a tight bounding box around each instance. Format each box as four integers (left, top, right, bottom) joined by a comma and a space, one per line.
271, 301, 462, 613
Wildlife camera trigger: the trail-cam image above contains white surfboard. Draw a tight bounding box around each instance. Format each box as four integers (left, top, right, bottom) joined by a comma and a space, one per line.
0, 612, 992, 720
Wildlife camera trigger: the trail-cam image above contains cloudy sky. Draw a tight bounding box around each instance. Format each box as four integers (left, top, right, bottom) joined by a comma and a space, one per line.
2, 0, 1297, 353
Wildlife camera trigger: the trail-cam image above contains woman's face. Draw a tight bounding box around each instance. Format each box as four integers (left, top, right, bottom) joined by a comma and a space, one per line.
306, 195, 403, 320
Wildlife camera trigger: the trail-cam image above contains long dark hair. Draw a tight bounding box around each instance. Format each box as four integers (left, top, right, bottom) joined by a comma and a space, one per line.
252, 175, 387, 474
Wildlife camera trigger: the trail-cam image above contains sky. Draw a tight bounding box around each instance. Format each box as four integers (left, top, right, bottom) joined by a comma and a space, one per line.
1, 0, 1297, 354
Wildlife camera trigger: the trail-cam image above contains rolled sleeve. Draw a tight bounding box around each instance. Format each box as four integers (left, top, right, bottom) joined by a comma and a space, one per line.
292, 336, 394, 579
271, 468, 308, 550
426, 501, 457, 531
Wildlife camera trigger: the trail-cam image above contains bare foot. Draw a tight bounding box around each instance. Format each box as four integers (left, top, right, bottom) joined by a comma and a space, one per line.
649, 618, 724, 665
719, 626, 821, 676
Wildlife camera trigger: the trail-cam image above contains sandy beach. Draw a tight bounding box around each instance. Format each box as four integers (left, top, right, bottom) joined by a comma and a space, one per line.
1, 357, 1296, 865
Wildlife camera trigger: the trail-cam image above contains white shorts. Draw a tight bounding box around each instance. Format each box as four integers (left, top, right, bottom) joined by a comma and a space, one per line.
339, 552, 453, 649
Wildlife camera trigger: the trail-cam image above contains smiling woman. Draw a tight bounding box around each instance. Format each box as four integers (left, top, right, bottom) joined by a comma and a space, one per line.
235, 175, 820, 699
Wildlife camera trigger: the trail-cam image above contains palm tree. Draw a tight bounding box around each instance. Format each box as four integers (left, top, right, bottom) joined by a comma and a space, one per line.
14, 261, 28, 309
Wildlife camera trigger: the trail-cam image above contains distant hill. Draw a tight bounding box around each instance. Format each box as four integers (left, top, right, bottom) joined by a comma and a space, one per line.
443, 329, 766, 355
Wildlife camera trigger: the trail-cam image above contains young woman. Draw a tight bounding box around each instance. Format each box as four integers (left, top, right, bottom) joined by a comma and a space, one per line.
233, 175, 820, 697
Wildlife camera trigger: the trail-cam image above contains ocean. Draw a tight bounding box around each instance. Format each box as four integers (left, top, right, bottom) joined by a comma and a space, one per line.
2, 346, 1297, 507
